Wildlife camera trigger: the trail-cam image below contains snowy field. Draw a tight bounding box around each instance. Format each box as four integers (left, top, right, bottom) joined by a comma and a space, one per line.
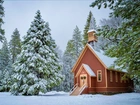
0, 92, 140, 105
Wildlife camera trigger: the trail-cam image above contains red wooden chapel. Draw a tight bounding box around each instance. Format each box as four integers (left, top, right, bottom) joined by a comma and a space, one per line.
70, 29, 133, 95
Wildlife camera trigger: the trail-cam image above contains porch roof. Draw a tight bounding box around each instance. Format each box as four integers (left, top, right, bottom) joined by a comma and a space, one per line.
83, 64, 96, 77
75, 64, 96, 77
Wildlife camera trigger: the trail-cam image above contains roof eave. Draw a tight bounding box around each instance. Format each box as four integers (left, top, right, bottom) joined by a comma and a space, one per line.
107, 68, 127, 73
71, 44, 89, 72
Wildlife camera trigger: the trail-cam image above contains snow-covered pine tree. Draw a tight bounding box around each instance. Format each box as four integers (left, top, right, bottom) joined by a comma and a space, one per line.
44, 22, 64, 91
0, 0, 4, 42
55, 46, 63, 66
61, 26, 83, 91
52, 46, 64, 91
0, 37, 12, 92
72, 26, 83, 60
61, 51, 74, 91
10, 10, 63, 95
97, 17, 123, 51
9, 28, 21, 63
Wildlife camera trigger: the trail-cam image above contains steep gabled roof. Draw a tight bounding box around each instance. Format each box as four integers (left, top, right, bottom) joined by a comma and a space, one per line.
75, 64, 96, 77
72, 43, 116, 72
88, 44, 116, 68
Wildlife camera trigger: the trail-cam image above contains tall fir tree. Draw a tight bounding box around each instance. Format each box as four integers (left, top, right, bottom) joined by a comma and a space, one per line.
71, 26, 83, 60
83, 11, 97, 45
61, 41, 75, 91
61, 26, 83, 91
9, 28, 21, 63
52, 46, 64, 91
10, 10, 63, 95
0, 37, 12, 91
0, 0, 4, 42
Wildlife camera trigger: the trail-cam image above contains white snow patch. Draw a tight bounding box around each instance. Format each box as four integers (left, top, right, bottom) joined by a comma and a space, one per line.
40, 91, 69, 96
0, 92, 140, 105
87, 29, 96, 33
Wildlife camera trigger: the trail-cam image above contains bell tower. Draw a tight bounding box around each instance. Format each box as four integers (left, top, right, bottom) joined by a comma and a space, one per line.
87, 14, 97, 47
87, 29, 97, 43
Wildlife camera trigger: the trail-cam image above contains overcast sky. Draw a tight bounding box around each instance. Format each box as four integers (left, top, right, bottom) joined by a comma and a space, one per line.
2, 0, 110, 52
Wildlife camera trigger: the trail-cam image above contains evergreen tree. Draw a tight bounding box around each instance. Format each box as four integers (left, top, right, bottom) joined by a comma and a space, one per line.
52, 46, 64, 91
0, 0, 4, 42
100, 17, 123, 29
0, 37, 12, 91
91, 0, 140, 84
61, 41, 75, 91
71, 26, 83, 60
83, 11, 97, 45
10, 10, 63, 95
61, 26, 83, 91
96, 17, 123, 51
9, 28, 21, 63
62, 53, 74, 91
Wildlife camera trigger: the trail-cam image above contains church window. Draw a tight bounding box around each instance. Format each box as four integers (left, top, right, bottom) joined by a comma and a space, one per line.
97, 70, 102, 82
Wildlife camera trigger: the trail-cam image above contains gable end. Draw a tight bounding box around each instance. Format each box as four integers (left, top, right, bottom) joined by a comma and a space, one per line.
72, 44, 107, 73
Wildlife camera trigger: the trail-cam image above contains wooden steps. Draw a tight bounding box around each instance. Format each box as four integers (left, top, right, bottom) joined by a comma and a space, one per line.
70, 87, 80, 96
70, 84, 87, 96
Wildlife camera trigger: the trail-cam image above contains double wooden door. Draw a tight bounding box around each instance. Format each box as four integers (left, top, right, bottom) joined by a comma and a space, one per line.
80, 74, 87, 87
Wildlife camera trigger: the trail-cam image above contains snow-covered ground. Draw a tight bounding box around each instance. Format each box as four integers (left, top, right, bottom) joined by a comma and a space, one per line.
0, 91, 140, 105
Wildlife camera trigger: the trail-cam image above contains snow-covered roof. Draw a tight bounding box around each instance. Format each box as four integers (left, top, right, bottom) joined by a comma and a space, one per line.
83, 64, 96, 77
88, 44, 116, 68
87, 29, 96, 33
72, 43, 119, 73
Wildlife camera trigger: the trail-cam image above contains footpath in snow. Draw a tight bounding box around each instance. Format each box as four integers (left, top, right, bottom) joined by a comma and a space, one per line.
0, 91, 140, 105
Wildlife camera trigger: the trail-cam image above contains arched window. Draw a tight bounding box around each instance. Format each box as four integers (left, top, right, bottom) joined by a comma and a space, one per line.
97, 70, 102, 82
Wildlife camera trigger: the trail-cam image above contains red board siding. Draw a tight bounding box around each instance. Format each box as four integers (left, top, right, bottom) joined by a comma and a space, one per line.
73, 46, 134, 94
74, 48, 106, 87
107, 70, 134, 92
91, 77, 96, 87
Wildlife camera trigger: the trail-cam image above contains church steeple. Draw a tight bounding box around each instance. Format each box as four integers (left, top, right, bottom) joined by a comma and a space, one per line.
87, 15, 97, 46
87, 29, 97, 43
